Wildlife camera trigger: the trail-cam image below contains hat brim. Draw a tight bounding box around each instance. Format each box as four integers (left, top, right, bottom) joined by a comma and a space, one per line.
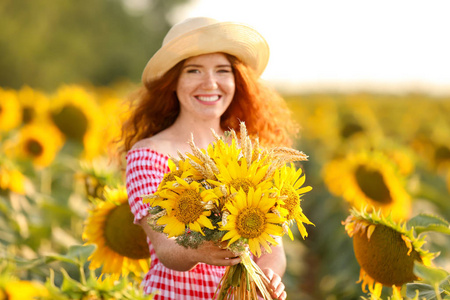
142, 22, 270, 83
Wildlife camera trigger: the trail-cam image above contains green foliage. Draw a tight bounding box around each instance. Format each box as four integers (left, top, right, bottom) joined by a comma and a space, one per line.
42, 246, 154, 300
45, 244, 96, 267
405, 262, 450, 300
407, 214, 450, 236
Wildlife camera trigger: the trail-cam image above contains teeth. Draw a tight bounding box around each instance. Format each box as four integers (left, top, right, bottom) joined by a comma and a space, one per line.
197, 95, 220, 102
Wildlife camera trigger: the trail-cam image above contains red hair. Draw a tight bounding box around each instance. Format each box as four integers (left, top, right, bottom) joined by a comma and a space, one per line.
121, 54, 297, 152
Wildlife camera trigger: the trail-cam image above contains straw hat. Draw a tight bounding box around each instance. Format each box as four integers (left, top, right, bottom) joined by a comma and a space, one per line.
142, 17, 270, 83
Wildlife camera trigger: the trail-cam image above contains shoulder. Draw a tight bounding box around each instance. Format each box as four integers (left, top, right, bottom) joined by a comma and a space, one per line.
130, 130, 175, 155
131, 137, 155, 150
126, 138, 169, 170
131, 127, 190, 157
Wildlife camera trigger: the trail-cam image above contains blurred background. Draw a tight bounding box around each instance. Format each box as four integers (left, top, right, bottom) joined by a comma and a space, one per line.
1, 0, 449, 299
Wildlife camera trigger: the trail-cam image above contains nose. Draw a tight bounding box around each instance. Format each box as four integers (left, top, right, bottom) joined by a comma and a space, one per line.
201, 72, 218, 90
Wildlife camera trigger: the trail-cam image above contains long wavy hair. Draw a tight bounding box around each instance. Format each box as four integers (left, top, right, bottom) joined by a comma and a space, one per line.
121, 53, 297, 152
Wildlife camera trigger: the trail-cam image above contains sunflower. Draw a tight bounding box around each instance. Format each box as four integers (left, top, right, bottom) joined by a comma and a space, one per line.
208, 157, 272, 197
221, 187, 285, 257
77, 158, 122, 200
83, 186, 150, 278
50, 85, 98, 140
17, 86, 50, 124
342, 208, 437, 298
273, 163, 313, 239
0, 88, 22, 132
323, 151, 411, 221
433, 143, 450, 172
154, 178, 218, 237
97, 96, 128, 156
0, 164, 26, 194
338, 95, 384, 143
50, 85, 104, 159
1, 280, 48, 300
158, 158, 202, 190
13, 122, 64, 167
206, 136, 242, 167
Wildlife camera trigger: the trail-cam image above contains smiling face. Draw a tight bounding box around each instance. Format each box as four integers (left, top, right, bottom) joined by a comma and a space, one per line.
175, 53, 235, 122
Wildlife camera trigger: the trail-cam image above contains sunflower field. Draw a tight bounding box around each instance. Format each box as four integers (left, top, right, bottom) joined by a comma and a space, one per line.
1, 84, 449, 300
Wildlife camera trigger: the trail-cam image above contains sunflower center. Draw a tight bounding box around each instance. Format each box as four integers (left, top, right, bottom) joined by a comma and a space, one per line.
104, 203, 150, 259
174, 189, 204, 224
281, 186, 299, 219
22, 107, 35, 124
51, 104, 88, 141
435, 145, 450, 164
353, 224, 421, 286
341, 122, 363, 139
236, 207, 266, 238
25, 139, 44, 156
161, 170, 183, 186
230, 178, 254, 193
355, 165, 392, 204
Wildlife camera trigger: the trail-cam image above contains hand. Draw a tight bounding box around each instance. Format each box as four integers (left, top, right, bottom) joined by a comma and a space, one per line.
262, 268, 286, 300
187, 241, 241, 267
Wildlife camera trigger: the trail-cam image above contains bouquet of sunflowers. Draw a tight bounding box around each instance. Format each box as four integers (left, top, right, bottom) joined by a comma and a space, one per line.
143, 122, 313, 300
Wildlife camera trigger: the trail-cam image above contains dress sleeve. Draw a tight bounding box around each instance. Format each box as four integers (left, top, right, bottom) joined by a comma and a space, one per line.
126, 148, 169, 224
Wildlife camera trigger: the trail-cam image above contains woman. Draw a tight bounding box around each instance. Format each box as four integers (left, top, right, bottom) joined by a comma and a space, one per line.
123, 17, 297, 300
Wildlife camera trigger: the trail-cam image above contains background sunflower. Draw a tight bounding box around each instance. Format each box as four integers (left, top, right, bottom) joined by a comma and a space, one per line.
83, 187, 150, 279
323, 151, 411, 221
0, 88, 22, 133
343, 208, 439, 298
12, 122, 64, 168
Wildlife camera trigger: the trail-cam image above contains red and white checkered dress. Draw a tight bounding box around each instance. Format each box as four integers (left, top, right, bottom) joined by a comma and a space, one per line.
126, 148, 227, 299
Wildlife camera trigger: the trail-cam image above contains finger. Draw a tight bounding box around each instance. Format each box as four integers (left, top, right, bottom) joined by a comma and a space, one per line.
214, 257, 241, 266
216, 249, 237, 260
272, 281, 285, 299
270, 273, 281, 288
219, 241, 228, 249
263, 268, 274, 280
224, 256, 241, 266
277, 290, 287, 300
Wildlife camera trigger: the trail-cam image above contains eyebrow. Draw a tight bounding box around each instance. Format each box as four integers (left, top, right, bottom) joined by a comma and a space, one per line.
183, 64, 232, 69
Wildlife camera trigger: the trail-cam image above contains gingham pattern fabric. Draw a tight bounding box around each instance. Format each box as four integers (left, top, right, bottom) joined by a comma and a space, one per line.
126, 148, 227, 299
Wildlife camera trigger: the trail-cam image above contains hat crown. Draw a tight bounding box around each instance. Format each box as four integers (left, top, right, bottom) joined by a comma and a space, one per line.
143, 16, 269, 82
163, 17, 219, 46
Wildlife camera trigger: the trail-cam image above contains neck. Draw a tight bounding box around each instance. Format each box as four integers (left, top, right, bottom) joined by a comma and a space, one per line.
169, 116, 224, 149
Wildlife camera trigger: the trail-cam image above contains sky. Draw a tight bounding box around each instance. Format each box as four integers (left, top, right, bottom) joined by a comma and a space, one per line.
169, 0, 450, 94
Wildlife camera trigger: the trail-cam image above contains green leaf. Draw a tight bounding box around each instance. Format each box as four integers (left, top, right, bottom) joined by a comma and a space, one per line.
45, 244, 96, 266
60, 268, 89, 296
414, 262, 449, 286
407, 213, 450, 235
14, 257, 46, 269
44, 269, 70, 300
405, 283, 438, 300
440, 275, 450, 292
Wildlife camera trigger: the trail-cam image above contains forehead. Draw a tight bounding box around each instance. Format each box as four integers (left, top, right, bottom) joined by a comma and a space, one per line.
183, 53, 230, 65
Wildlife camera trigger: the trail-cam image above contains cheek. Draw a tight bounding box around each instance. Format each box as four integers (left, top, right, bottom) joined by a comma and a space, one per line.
176, 80, 192, 98
224, 79, 236, 95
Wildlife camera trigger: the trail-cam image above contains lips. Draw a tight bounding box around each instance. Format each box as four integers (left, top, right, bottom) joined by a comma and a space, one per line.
196, 95, 221, 102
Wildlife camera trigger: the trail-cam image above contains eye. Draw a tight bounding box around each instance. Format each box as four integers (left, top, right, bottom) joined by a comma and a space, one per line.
186, 68, 200, 74
217, 67, 232, 73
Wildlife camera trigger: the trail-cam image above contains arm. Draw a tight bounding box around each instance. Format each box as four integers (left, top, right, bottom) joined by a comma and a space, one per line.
255, 238, 286, 276
255, 237, 287, 300
139, 217, 241, 271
